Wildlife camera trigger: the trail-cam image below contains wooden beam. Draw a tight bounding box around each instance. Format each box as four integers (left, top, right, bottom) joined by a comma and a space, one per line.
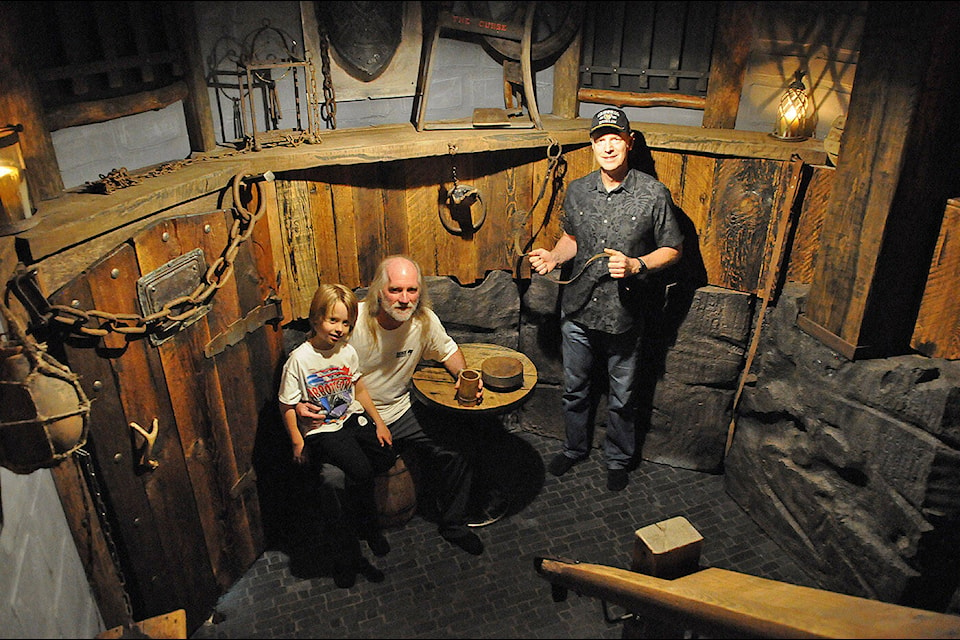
45, 82, 189, 131
799, 2, 960, 360
535, 559, 960, 639
702, 2, 752, 129
578, 89, 705, 110
551, 24, 582, 119
0, 4, 64, 202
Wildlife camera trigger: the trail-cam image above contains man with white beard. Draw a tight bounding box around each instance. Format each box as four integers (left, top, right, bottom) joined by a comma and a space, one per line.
298, 255, 484, 555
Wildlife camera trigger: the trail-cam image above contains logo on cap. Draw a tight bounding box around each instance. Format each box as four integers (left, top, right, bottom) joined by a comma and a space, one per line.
590, 108, 630, 135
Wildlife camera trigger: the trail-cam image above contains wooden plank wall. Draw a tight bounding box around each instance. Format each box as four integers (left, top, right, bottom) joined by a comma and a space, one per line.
274, 145, 802, 321
274, 145, 593, 320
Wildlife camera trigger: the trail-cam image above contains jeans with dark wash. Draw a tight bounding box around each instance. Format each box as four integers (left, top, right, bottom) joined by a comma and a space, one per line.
559, 317, 642, 470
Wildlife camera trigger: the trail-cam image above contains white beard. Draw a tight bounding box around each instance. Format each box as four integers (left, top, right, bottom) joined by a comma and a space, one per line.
381, 297, 417, 323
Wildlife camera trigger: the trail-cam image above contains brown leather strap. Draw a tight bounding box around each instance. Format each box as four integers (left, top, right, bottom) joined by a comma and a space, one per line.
538, 252, 608, 285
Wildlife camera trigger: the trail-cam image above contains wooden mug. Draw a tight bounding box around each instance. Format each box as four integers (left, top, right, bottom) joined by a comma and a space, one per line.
456, 368, 481, 406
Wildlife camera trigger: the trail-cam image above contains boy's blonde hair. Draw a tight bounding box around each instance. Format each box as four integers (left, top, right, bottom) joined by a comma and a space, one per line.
308, 283, 358, 337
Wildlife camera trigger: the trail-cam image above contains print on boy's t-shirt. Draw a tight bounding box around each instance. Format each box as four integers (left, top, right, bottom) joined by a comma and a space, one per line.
305, 365, 354, 425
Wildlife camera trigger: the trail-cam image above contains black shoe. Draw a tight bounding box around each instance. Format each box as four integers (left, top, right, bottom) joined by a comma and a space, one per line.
332, 559, 357, 588
364, 532, 391, 557
547, 453, 578, 477
607, 468, 628, 492
467, 492, 509, 528
442, 528, 484, 555
357, 557, 385, 583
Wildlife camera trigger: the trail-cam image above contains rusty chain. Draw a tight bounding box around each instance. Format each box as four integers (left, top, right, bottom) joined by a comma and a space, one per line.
86, 150, 241, 195
318, 26, 337, 129
20, 172, 267, 339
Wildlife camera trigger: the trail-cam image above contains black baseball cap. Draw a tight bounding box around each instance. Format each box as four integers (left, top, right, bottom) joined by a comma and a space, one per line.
590, 108, 630, 136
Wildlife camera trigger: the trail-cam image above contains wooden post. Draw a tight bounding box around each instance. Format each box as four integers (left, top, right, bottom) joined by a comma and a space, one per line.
175, 2, 217, 153
551, 23, 582, 119
911, 198, 960, 359
0, 4, 64, 202
702, 2, 753, 130
798, 2, 960, 360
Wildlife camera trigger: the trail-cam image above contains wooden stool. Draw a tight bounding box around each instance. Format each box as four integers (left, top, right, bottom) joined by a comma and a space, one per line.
374, 455, 417, 529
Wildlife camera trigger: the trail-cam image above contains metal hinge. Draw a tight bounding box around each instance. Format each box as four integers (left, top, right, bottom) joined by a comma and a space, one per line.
203, 295, 283, 358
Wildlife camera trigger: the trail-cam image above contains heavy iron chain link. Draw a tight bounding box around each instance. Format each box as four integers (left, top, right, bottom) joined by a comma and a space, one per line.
33, 172, 267, 339
75, 447, 135, 625
318, 27, 337, 129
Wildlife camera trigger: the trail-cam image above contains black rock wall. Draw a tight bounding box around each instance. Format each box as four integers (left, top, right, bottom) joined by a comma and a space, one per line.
725, 283, 960, 611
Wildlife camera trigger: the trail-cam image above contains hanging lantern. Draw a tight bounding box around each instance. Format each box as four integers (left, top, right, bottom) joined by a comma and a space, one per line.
0, 124, 38, 236
772, 71, 811, 142
0, 305, 90, 474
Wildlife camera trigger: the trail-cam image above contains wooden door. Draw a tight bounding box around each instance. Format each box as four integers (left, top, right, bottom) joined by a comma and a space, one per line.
46, 204, 285, 633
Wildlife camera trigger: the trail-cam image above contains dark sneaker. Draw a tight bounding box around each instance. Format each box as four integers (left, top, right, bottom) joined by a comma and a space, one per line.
441, 528, 484, 555
607, 468, 628, 492
364, 532, 391, 557
357, 557, 385, 583
547, 453, 578, 477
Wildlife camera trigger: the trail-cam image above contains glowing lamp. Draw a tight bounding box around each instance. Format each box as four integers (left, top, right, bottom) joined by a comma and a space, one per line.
0, 124, 37, 236
772, 71, 811, 142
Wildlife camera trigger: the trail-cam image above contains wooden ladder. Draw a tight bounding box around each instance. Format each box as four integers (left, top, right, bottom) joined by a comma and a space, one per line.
414, 3, 543, 131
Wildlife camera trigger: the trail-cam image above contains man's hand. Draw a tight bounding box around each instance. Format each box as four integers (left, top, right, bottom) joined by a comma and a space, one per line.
605, 248, 637, 278
528, 248, 558, 275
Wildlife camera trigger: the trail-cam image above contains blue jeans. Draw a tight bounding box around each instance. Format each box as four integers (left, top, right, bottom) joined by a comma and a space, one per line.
559, 318, 642, 470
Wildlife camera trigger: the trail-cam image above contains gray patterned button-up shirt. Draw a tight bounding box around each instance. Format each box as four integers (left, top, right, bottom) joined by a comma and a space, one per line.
560, 168, 684, 334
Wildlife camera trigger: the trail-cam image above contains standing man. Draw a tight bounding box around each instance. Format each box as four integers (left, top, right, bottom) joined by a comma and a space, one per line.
528, 107, 684, 492
298, 255, 484, 555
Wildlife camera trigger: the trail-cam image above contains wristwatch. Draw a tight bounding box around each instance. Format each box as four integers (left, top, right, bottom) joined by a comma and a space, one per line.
636, 257, 648, 276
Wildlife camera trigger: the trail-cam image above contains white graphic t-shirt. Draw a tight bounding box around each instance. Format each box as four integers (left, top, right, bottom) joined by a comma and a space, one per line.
278, 339, 364, 437
350, 301, 458, 425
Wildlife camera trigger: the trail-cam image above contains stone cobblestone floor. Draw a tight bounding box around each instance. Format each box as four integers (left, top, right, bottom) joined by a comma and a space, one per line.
191, 428, 816, 639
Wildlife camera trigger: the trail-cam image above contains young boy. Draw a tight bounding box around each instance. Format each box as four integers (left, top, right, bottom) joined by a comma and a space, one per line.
278, 283, 396, 587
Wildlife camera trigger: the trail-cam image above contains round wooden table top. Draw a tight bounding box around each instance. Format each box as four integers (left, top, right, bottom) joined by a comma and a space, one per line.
411, 343, 538, 415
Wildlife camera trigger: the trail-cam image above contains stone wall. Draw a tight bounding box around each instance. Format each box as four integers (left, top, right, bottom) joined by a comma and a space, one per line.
725, 283, 960, 611
428, 270, 754, 473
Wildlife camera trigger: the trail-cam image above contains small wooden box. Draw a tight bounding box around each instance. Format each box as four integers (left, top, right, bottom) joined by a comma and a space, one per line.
631, 516, 703, 579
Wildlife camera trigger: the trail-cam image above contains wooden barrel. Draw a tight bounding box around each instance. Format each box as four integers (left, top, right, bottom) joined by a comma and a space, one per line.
374, 455, 416, 529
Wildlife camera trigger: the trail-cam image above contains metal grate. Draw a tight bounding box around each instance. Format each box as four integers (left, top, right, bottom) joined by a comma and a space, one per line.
579, 1, 717, 97
19, 1, 183, 110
